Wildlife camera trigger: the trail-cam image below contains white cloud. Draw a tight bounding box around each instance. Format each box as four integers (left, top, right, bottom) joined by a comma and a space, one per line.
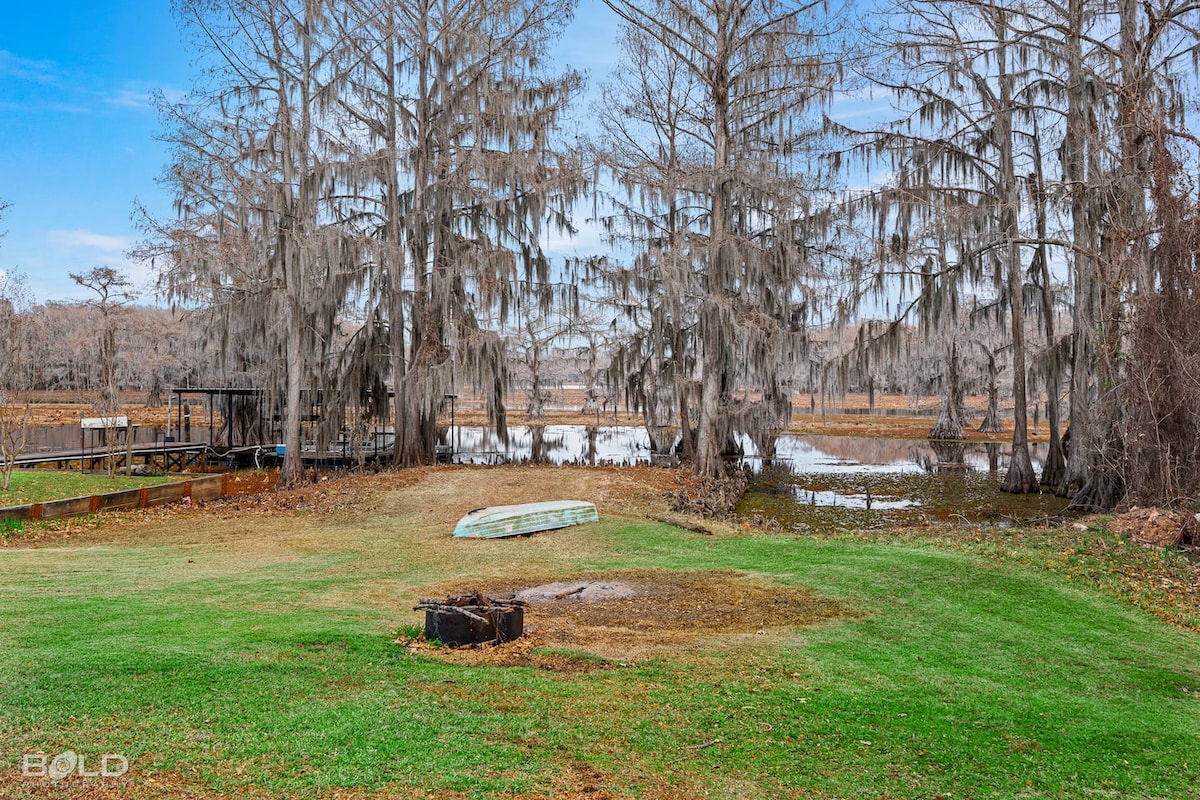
47, 229, 132, 254
0, 50, 61, 85
107, 84, 186, 112
108, 88, 152, 110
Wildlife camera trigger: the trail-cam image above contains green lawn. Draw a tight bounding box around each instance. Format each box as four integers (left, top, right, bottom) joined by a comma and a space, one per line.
0, 470, 176, 508
1, 472, 1198, 798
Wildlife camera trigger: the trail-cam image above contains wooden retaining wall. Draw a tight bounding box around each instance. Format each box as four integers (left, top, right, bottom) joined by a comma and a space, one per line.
0, 474, 230, 523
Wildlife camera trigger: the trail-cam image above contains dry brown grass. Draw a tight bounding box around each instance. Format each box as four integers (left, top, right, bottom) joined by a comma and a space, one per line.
12, 392, 188, 428
0, 771, 708, 800
0, 767, 714, 800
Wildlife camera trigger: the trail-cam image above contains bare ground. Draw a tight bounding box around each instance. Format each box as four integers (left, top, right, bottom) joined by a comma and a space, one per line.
0, 770, 707, 800
407, 568, 860, 666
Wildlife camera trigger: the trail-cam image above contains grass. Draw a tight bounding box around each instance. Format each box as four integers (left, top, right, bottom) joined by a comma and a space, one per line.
1, 467, 1198, 798
0, 470, 176, 508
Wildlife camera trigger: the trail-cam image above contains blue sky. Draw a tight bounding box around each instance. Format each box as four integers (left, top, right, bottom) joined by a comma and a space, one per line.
0, 1, 618, 304
0, 2, 194, 301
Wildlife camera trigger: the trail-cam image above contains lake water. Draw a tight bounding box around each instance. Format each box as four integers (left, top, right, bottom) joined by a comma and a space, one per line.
442, 426, 1042, 474
442, 425, 1066, 525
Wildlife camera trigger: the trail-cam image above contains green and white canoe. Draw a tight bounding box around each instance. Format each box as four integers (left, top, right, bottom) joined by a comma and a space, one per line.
452, 500, 599, 539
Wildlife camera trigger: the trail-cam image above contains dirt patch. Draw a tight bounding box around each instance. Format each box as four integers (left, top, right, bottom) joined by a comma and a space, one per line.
411, 568, 860, 662
0, 771, 235, 799
514, 581, 639, 603
1107, 507, 1200, 548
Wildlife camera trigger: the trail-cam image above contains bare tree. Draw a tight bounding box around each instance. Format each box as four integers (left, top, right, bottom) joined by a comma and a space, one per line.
0, 207, 32, 490
841, 0, 1051, 492
1121, 133, 1200, 507
928, 340, 967, 440
153, 0, 362, 485
590, 17, 704, 461
70, 267, 136, 414
124, 308, 189, 407
1070, 0, 1200, 510
974, 341, 1005, 434
332, 0, 584, 466
508, 287, 583, 421
597, 0, 838, 479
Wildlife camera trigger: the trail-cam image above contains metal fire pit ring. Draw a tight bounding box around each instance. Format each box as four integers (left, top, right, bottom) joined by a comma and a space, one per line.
416, 593, 526, 647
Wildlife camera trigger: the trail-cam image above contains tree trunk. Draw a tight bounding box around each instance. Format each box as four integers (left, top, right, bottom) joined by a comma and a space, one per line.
676, 381, 696, 462
1070, 467, 1123, 512
1058, 0, 1095, 499
526, 338, 546, 421
145, 376, 164, 408
673, 327, 695, 463
994, 15, 1038, 494
280, 306, 304, 486
929, 342, 966, 440
694, 316, 727, 478
1030, 124, 1065, 488
1071, 0, 1147, 510
977, 350, 1002, 433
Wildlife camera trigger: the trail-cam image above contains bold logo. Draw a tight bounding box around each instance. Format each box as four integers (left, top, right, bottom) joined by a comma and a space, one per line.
22, 751, 129, 780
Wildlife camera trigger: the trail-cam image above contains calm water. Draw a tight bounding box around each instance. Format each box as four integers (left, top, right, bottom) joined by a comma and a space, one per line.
442, 426, 1043, 474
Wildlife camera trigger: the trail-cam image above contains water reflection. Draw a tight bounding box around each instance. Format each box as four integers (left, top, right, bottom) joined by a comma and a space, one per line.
440, 426, 1059, 521
449, 425, 656, 465
441, 426, 1044, 476
19, 420, 1043, 483
791, 488, 919, 511
739, 434, 1044, 476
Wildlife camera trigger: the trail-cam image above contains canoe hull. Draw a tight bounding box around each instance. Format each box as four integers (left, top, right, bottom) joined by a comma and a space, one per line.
453, 500, 599, 538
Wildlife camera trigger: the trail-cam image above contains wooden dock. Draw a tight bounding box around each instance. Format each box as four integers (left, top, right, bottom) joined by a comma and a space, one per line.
3, 442, 211, 473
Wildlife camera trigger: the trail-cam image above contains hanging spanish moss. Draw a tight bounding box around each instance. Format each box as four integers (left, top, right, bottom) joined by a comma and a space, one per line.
593, 0, 836, 479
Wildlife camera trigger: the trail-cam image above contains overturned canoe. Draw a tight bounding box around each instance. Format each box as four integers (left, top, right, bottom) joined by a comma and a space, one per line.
452, 500, 599, 539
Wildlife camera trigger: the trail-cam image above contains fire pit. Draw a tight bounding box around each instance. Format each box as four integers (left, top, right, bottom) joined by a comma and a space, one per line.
416, 593, 525, 646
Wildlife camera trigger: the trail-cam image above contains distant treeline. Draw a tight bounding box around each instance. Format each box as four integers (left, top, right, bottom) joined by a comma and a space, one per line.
5, 303, 212, 404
